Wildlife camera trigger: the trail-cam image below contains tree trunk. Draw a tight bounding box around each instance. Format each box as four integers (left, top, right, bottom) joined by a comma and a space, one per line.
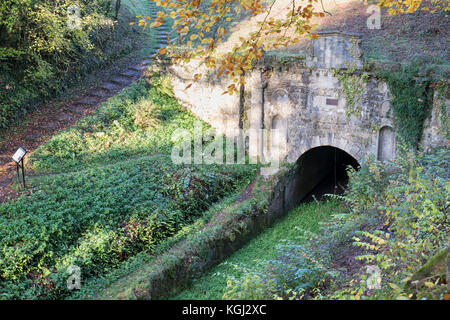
114, 0, 121, 21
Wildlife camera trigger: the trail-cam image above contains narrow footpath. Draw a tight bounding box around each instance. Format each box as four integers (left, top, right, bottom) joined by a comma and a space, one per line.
0, 2, 169, 203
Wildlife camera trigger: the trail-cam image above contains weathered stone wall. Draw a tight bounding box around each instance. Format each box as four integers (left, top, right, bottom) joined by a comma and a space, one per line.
163, 32, 448, 163
119, 169, 302, 300
422, 90, 450, 151
258, 62, 392, 163
168, 60, 241, 135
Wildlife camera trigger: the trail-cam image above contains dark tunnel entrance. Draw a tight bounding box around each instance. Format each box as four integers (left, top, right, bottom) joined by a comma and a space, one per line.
284, 146, 360, 207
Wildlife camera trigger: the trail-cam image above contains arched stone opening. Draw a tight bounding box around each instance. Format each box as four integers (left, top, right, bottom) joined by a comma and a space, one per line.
284, 146, 359, 209
377, 126, 395, 162
271, 115, 284, 129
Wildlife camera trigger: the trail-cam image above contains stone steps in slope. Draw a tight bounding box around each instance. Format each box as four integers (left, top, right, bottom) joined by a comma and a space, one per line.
99, 82, 121, 92
110, 76, 131, 85
74, 96, 99, 107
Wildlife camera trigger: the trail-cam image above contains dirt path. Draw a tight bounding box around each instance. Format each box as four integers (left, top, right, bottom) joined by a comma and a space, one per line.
0, 3, 169, 203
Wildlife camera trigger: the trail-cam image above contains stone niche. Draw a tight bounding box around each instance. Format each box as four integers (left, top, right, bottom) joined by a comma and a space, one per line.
377, 126, 396, 162
306, 31, 363, 69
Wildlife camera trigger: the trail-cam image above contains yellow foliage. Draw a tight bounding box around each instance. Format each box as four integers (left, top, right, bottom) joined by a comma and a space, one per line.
136, 0, 447, 94
378, 0, 449, 14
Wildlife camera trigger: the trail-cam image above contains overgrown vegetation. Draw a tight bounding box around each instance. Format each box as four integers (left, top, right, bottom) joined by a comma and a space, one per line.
0, 71, 258, 299
84, 170, 287, 299
0, 0, 154, 130
0, 156, 255, 299
343, 147, 449, 300
172, 201, 342, 300
176, 146, 448, 300
0, 156, 251, 299
72, 190, 248, 299
333, 67, 370, 118
378, 61, 434, 149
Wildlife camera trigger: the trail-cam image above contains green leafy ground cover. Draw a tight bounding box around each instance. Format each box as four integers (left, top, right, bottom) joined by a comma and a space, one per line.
1, 156, 255, 299
78, 172, 286, 300
172, 200, 342, 300
172, 147, 449, 301
0, 73, 258, 299
71, 190, 248, 299
0, 0, 157, 131
29, 75, 199, 174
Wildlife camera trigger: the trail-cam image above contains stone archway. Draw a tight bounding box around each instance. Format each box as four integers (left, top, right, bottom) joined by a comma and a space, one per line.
288, 132, 364, 164
284, 146, 360, 209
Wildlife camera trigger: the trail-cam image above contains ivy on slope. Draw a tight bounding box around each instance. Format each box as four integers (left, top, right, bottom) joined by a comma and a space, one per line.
378, 62, 433, 149
0, 155, 257, 299
29, 75, 203, 174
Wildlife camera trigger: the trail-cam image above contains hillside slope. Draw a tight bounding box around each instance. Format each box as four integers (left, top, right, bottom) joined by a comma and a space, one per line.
217, 0, 448, 76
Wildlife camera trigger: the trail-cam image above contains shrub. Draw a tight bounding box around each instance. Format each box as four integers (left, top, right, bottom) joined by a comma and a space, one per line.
221, 147, 448, 300
350, 148, 449, 299
0, 156, 257, 299
133, 100, 161, 129
0, 0, 147, 129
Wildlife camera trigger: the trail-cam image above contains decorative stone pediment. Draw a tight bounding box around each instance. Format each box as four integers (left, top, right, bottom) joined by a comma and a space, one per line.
306, 31, 363, 69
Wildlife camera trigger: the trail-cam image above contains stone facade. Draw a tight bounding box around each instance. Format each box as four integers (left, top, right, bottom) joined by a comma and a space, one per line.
254, 64, 392, 163
306, 31, 363, 70
163, 32, 448, 165
422, 90, 450, 151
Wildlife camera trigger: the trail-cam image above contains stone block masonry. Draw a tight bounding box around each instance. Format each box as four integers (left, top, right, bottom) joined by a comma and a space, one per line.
161, 32, 448, 165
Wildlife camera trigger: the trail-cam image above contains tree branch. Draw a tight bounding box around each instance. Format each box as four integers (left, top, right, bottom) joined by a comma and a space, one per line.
320, 0, 332, 16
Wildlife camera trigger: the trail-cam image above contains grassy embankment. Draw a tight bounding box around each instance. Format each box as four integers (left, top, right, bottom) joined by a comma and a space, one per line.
0, 0, 159, 133
0, 73, 258, 299
173, 200, 342, 300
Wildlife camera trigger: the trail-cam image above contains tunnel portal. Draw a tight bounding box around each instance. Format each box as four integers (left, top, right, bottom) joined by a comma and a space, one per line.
284, 146, 360, 208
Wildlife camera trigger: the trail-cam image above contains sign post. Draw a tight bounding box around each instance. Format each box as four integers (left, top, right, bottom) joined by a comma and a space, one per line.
12, 147, 27, 189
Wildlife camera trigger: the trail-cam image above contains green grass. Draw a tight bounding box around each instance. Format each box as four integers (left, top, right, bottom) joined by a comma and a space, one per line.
1, 71, 258, 300
29, 75, 206, 174
0, 0, 158, 132
0, 155, 256, 299
172, 200, 343, 300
